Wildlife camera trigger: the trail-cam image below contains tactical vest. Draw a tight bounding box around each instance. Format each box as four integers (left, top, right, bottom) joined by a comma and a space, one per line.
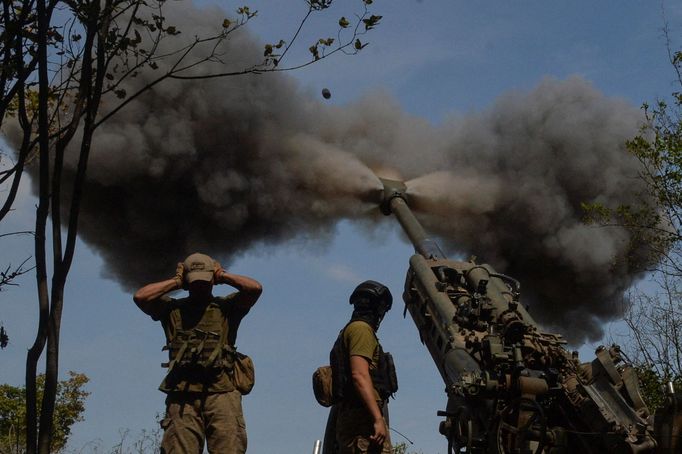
330, 322, 398, 404
161, 299, 236, 391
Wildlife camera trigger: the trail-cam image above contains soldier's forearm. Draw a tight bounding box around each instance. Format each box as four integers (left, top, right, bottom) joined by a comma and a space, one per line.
353, 376, 383, 421
216, 270, 262, 294
350, 357, 383, 422
133, 278, 178, 305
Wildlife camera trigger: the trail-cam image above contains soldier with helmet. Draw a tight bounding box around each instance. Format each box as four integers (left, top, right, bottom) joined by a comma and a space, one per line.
133, 252, 262, 454
326, 280, 398, 454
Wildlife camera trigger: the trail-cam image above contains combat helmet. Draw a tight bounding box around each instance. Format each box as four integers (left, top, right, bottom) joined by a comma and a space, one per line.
349, 280, 392, 324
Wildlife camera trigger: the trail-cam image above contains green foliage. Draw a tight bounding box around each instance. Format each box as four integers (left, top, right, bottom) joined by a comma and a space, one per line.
263, 39, 286, 65
362, 14, 382, 30
393, 442, 409, 454
618, 274, 682, 411
0, 383, 23, 453
635, 366, 682, 411
583, 46, 682, 275
626, 96, 682, 251
392, 442, 425, 454
236, 6, 257, 19
0, 372, 89, 453
308, 38, 336, 61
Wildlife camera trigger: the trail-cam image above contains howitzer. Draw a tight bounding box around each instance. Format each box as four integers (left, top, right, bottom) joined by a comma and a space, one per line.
378, 178, 681, 454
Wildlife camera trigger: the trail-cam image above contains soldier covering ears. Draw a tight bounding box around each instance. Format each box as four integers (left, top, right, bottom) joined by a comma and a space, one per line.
133, 252, 262, 454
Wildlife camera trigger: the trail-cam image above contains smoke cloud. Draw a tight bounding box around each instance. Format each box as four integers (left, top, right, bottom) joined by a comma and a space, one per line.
4, 3, 650, 342
404, 81, 646, 339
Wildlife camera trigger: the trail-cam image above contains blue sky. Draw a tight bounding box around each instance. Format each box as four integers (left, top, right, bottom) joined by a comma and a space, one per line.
1, 1, 681, 453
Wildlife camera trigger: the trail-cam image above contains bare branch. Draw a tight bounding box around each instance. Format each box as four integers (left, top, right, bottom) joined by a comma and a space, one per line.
0, 256, 34, 290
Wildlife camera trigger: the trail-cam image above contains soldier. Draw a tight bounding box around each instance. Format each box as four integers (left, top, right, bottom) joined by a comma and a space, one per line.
327, 280, 398, 454
133, 252, 262, 454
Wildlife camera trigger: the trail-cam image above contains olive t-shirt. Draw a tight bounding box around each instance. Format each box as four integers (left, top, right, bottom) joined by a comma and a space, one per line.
343, 320, 380, 401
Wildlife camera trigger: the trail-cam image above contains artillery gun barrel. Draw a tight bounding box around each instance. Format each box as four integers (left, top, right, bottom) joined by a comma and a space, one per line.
378, 177, 538, 330
388, 197, 446, 260
379, 178, 446, 260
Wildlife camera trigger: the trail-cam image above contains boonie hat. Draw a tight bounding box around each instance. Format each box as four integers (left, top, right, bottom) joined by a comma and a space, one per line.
183, 252, 215, 283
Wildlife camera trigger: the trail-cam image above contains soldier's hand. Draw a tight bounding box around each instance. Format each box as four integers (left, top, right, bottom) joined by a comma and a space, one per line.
369, 418, 388, 446
174, 262, 186, 289
213, 260, 223, 283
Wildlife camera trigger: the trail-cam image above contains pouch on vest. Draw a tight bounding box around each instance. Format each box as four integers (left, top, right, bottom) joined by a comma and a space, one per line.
374, 350, 398, 400
231, 351, 255, 395
330, 326, 350, 403
312, 365, 334, 407
166, 329, 224, 371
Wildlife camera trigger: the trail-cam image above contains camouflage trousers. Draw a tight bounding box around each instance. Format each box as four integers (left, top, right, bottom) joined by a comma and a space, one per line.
335, 403, 392, 454
160, 390, 246, 454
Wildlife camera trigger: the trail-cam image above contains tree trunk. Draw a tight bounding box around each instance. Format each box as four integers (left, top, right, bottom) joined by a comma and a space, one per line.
25, 0, 52, 452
